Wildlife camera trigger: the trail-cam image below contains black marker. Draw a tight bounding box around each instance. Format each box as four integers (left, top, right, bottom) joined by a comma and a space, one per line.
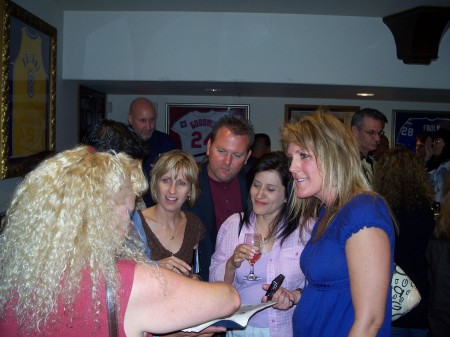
265, 274, 285, 300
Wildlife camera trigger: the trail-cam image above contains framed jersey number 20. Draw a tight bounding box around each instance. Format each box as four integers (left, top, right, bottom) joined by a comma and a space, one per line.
166, 104, 250, 163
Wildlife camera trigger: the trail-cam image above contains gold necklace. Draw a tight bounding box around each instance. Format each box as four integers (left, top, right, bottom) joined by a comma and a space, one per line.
153, 206, 181, 240
163, 224, 177, 240
162, 215, 185, 240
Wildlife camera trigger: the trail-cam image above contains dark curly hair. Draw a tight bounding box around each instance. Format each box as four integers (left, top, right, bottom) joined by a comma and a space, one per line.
82, 119, 149, 159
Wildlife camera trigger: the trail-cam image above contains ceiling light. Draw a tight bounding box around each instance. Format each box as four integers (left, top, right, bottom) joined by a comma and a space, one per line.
356, 92, 374, 97
205, 88, 222, 93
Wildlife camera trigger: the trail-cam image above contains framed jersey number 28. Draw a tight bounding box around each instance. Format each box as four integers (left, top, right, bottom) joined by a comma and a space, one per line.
166, 104, 250, 163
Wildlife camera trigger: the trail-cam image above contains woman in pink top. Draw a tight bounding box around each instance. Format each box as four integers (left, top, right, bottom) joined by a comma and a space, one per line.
0, 146, 239, 337
210, 151, 311, 337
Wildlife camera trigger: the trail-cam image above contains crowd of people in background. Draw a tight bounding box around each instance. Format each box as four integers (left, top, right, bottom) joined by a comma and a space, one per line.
1, 100, 449, 337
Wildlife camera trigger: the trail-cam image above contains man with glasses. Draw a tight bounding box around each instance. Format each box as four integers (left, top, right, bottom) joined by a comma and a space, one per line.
351, 108, 388, 184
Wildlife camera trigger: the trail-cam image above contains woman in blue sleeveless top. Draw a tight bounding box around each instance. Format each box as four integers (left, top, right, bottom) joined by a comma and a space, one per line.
270, 111, 395, 337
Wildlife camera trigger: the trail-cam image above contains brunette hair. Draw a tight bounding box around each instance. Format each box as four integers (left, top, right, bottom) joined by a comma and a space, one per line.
209, 114, 255, 151
243, 151, 301, 245
83, 119, 149, 159
373, 147, 434, 214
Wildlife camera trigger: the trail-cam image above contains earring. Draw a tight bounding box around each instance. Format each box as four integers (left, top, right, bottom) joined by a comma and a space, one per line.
187, 194, 191, 201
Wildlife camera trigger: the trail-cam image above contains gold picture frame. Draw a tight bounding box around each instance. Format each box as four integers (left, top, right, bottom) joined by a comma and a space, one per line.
0, 0, 57, 179
284, 104, 360, 129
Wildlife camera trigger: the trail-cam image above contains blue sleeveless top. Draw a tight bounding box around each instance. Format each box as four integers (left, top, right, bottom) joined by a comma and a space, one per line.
293, 194, 395, 337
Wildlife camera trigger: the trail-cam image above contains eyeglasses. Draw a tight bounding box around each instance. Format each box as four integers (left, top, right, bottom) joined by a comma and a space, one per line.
357, 126, 385, 137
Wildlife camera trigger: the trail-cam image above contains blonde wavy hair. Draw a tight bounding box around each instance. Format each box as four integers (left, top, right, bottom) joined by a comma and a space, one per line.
281, 111, 373, 241
0, 146, 148, 332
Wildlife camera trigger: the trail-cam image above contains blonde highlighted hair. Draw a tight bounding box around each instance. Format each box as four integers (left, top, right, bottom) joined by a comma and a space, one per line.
0, 146, 148, 332
150, 150, 200, 207
281, 111, 372, 240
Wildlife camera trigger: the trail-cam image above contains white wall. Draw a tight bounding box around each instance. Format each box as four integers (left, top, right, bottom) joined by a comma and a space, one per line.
62, 11, 450, 90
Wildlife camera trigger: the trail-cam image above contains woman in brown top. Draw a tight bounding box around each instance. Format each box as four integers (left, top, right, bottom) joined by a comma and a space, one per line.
139, 150, 205, 278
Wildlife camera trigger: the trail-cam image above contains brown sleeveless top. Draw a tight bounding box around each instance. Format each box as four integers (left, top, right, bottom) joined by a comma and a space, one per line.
138, 211, 205, 264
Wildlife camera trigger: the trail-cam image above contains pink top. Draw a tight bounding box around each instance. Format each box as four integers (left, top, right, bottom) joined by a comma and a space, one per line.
210, 212, 312, 337
0, 259, 151, 337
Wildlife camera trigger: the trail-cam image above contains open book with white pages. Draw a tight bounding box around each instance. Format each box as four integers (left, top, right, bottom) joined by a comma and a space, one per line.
182, 301, 276, 333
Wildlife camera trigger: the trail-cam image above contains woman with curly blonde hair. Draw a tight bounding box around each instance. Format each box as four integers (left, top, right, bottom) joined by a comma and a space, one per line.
0, 146, 239, 337
269, 112, 395, 337
373, 147, 435, 336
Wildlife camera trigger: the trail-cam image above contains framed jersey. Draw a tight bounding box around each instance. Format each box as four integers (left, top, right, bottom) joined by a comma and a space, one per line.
0, 0, 57, 179
166, 104, 250, 163
393, 110, 450, 152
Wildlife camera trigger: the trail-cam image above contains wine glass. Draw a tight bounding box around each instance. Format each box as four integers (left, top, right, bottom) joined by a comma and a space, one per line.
243, 233, 262, 281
